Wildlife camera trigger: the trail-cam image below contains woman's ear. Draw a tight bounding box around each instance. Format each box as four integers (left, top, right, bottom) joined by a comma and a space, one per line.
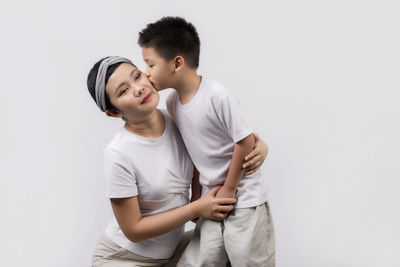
105, 109, 123, 119
173, 56, 185, 72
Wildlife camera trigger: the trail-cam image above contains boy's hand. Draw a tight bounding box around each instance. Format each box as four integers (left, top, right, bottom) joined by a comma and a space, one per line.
215, 185, 236, 199
243, 133, 268, 176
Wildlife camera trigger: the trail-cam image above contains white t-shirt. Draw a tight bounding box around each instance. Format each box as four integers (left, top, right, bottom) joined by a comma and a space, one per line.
167, 78, 267, 208
103, 110, 194, 259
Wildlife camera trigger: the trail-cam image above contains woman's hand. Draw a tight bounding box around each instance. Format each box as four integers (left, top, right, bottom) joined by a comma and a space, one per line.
192, 186, 236, 221
243, 133, 269, 176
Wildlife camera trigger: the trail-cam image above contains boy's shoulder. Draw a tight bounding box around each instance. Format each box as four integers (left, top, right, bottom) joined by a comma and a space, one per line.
203, 79, 237, 109
165, 78, 234, 114
203, 78, 230, 97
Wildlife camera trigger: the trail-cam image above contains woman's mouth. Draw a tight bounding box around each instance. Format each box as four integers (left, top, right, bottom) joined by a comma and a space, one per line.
141, 93, 152, 104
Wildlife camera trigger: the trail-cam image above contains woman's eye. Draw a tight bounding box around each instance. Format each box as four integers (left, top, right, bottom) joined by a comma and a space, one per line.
135, 73, 141, 80
120, 88, 128, 96
149, 65, 154, 68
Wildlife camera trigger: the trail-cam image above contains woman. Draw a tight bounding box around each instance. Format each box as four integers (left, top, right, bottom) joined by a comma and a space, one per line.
87, 56, 268, 266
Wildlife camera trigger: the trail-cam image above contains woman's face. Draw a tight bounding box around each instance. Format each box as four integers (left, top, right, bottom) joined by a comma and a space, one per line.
105, 63, 159, 122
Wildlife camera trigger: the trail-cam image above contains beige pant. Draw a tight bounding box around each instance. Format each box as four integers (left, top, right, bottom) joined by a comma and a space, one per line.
92, 230, 193, 267
177, 202, 275, 267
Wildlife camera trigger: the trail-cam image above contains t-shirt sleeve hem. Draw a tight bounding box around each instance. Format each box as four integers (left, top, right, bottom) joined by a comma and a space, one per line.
106, 191, 138, 199
233, 129, 253, 143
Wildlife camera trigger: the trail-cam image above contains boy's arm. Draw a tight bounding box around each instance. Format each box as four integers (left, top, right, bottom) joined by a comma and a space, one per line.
216, 134, 255, 198
243, 133, 269, 176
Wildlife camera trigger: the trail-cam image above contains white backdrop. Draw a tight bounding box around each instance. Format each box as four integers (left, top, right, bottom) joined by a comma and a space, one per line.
1, 0, 399, 266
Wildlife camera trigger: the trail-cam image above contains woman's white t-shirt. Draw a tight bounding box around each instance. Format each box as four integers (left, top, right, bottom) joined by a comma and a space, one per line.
103, 110, 194, 259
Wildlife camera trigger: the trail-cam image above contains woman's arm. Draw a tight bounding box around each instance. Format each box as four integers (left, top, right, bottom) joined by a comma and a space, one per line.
111, 186, 236, 243
243, 133, 269, 175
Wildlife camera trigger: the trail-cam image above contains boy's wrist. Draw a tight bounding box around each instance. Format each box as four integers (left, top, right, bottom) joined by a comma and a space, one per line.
221, 184, 237, 193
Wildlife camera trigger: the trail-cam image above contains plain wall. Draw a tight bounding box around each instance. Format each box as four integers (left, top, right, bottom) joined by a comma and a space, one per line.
1, 0, 399, 266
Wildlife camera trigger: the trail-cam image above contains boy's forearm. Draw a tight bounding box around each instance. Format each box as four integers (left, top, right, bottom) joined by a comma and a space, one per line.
223, 134, 255, 191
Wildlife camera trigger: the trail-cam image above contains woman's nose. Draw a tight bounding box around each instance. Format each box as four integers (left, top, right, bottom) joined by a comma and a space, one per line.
134, 87, 145, 97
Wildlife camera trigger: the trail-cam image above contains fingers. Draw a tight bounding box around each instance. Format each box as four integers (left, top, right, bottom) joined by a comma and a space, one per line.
243, 154, 261, 169
244, 150, 257, 163
245, 160, 262, 175
208, 186, 222, 196
213, 212, 228, 221
214, 197, 237, 205
216, 204, 234, 213
245, 168, 257, 176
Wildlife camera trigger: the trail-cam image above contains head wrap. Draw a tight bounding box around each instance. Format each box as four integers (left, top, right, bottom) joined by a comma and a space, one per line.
95, 56, 134, 111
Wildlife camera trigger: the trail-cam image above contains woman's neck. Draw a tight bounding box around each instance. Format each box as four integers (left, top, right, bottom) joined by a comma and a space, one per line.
124, 110, 165, 138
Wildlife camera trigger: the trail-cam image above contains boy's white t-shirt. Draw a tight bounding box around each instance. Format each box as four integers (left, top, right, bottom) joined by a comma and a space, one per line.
103, 110, 194, 259
166, 78, 267, 208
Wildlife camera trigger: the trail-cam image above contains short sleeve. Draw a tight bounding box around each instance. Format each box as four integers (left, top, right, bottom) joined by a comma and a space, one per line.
214, 92, 252, 143
103, 149, 138, 198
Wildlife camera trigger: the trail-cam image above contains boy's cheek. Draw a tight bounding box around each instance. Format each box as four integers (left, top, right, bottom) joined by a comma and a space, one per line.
148, 80, 159, 91
155, 86, 167, 92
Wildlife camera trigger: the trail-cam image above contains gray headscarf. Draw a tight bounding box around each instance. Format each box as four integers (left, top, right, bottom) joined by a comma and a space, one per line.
95, 56, 134, 111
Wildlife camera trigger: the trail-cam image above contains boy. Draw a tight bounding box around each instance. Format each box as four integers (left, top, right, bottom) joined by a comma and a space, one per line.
138, 17, 275, 266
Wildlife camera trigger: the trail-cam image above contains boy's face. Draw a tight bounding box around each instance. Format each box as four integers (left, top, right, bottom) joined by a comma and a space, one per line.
105, 63, 159, 120
142, 47, 174, 91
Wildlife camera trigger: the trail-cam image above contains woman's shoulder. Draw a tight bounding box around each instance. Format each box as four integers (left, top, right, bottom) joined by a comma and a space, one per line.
103, 130, 131, 157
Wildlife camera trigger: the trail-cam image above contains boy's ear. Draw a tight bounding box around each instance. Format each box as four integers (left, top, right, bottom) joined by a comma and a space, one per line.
173, 56, 185, 72
105, 109, 123, 119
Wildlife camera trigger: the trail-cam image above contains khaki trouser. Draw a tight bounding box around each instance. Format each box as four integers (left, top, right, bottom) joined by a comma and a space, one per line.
92, 230, 193, 267
177, 202, 275, 267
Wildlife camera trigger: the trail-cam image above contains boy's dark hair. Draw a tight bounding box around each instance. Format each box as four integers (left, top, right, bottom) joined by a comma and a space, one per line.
138, 16, 200, 68
87, 57, 124, 111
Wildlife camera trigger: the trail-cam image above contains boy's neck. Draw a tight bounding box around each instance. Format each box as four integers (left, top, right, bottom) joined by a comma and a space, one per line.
124, 109, 165, 138
173, 69, 202, 105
